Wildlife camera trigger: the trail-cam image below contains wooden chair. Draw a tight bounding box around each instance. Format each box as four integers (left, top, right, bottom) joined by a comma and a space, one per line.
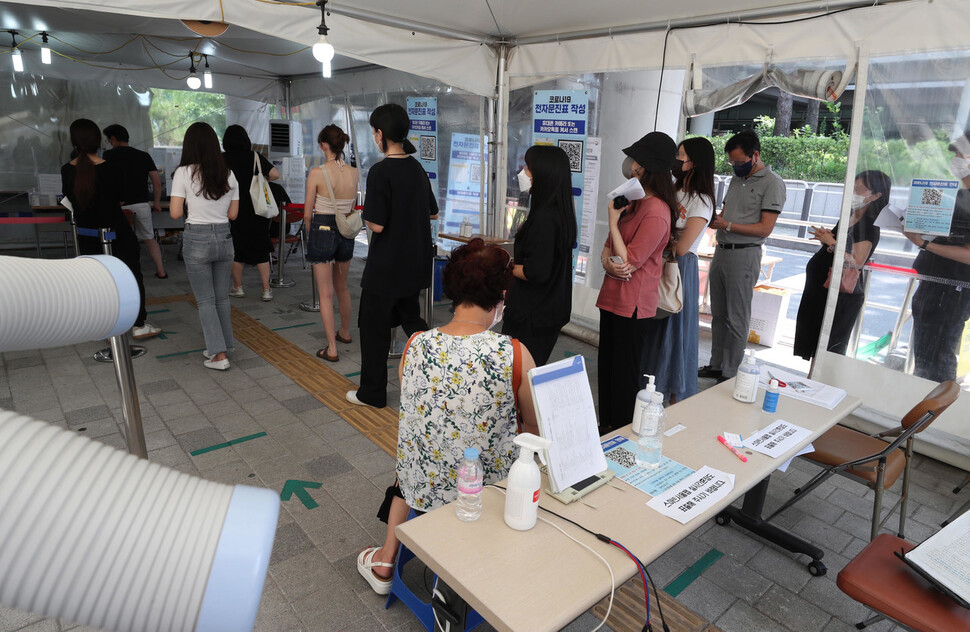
837, 533, 970, 630
769, 381, 960, 540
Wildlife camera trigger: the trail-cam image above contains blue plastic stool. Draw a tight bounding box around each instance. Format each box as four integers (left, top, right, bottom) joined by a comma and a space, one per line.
385, 509, 484, 631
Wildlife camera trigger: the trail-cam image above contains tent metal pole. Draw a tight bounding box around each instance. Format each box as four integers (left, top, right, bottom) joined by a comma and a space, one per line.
486, 96, 496, 237
493, 44, 511, 238
515, 0, 908, 46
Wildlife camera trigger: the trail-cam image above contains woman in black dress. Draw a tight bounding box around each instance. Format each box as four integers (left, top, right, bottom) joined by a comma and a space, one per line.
502, 145, 577, 365
222, 125, 280, 302
794, 170, 890, 360
61, 118, 159, 340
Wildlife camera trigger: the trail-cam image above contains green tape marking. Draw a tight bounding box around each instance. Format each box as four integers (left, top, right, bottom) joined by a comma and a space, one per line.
146, 308, 170, 315
664, 549, 723, 597
271, 323, 314, 331
190, 431, 268, 456
564, 351, 576, 357
156, 348, 206, 359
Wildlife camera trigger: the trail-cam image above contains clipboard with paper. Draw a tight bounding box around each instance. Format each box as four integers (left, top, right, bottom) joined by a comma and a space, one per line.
527, 355, 609, 493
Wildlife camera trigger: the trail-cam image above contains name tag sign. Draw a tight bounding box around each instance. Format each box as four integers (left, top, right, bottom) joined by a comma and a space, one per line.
647, 466, 735, 524
746, 420, 812, 459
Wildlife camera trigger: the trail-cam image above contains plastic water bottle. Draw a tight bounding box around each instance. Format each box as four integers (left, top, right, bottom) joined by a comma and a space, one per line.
636, 393, 666, 470
456, 447, 484, 521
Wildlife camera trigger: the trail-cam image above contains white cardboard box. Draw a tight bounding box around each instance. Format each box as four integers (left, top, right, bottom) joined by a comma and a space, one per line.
748, 284, 792, 347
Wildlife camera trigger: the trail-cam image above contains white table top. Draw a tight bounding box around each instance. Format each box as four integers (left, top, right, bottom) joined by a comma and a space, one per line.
396, 379, 861, 632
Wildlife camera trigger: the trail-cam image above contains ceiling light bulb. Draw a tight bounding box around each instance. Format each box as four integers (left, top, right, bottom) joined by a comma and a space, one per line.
41, 33, 51, 64
203, 69, 213, 89
312, 35, 334, 63
187, 70, 201, 89
12, 49, 23, 72
322, 59, 332, 78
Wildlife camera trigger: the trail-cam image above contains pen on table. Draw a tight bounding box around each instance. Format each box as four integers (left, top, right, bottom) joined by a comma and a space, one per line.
717, 435, 748, 462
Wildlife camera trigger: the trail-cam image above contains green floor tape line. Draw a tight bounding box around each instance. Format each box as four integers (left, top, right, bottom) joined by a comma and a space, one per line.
146, 308, 170, 315
664, 549, 723, 597
271, 323, 314, 331
856, 331, 892, 360
191, 431, 268, 456
156, 348, 206, 359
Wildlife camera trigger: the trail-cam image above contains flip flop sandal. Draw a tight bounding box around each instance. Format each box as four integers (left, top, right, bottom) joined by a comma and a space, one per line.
335, 333, 353, 344
316, 348, 339, 362
357, 546, 394, 595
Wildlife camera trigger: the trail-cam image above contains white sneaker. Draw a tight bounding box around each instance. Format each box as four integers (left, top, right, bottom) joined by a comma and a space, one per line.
261, 288, 273, 302
346, 390, 379, 408
202, 348, 234, 360
204, 357, 230, 371
229, 286, 245, 298
132, 323, 161, 340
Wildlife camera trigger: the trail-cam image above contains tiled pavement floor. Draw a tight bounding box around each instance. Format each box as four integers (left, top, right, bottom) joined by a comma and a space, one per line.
2, 241, 968, 632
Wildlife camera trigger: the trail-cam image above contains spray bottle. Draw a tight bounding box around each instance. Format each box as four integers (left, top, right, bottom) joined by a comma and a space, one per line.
632, 375, 656, 436
504, 433, 553, 531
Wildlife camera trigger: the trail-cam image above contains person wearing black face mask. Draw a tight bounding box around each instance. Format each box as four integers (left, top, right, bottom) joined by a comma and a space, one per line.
699, 130, 785, 382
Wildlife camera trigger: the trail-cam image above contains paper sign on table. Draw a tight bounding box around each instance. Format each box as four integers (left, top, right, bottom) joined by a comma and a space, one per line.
777, 443, 815, 472
747, 420, 812, 459
601, 436, 694, 496
647, 466, 735, 524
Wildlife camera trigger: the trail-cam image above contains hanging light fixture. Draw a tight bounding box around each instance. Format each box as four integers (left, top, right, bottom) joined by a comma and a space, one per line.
203, 54, 213, 89
186, 52, 201, 90
40, 32, 51, 65
9, 31, 23, 72
311, 0, 334, 78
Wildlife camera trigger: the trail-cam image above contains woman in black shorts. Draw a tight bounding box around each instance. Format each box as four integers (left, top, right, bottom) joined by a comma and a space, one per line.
303, 124, 359, 362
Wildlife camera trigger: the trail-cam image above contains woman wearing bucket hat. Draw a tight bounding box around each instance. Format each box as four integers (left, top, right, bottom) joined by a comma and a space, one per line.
596, 131, 680, 435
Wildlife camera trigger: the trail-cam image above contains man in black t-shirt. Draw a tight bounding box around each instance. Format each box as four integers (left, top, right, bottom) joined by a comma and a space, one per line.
103, 124, 167, 278
904, 131, 970, 382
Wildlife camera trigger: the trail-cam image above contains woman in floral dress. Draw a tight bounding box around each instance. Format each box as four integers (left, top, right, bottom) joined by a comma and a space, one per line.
356, 238, 539, 595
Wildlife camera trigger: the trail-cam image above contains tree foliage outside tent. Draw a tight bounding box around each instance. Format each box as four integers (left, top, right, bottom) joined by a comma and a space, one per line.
149, 89, 227, 147
696, 104, 953, 184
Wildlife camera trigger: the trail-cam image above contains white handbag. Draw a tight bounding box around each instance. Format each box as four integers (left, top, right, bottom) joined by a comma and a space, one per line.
250, 153, 278, 219
653, 252, 683, 319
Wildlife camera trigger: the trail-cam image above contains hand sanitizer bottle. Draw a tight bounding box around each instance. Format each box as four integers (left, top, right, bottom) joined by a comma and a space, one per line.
632, 374, 656, 436
733, 350, 760, 404
504, 433, 553, 531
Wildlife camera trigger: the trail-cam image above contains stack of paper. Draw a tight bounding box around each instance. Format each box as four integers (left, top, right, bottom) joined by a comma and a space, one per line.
758, 366, 846, 410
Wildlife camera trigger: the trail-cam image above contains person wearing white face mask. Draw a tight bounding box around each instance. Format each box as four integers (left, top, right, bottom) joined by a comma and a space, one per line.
794, 170, 888, 360
504, 145, 577, 365
902, 131, 970, 382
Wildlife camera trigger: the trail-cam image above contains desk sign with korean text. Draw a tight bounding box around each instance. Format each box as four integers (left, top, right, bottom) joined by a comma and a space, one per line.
647, 466, 735, 524
746, 419, 812, 459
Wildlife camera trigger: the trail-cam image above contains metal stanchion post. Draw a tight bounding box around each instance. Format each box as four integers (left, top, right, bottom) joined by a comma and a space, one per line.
300, 264, 321, 312
66, 207, 80, 258
93, 227, 148, 458
271, 207, 295, 288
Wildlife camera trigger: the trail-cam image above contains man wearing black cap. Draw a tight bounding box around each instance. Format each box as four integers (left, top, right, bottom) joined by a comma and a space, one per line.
902, 130, 970, 382
700, 130, 785, 382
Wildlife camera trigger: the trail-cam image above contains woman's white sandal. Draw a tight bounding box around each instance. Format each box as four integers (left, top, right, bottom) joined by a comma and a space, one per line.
357, 546, 394, 595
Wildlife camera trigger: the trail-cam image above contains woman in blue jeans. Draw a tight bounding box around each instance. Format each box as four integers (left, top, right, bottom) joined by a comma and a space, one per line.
170, 122, 240, 370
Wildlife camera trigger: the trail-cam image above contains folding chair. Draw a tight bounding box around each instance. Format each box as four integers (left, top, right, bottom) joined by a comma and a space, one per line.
837, 533, 970, 630
768, 381, 959, 541
270, 202, 306, 269
942, 472, 970, 527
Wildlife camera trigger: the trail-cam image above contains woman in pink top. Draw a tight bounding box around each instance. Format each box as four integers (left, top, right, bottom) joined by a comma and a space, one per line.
596, 132, 679, 434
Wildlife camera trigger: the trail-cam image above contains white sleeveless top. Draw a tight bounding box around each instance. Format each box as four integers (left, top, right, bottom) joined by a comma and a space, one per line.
313, 194, 355, 215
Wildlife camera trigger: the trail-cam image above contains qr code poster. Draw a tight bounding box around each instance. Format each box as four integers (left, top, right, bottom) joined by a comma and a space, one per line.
419, 135, 436, 162
905, 178, 960, 236
558, 139, 585, 173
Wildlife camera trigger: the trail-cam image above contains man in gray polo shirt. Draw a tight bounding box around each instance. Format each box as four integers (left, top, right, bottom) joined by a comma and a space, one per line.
699, 130, 785, 381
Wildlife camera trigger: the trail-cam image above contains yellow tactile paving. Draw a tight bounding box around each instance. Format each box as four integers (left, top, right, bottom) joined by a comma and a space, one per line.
151, 295, 399, 456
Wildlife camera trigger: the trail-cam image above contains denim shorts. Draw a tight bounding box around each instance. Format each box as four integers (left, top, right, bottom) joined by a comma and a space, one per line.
306, 213, 354, 264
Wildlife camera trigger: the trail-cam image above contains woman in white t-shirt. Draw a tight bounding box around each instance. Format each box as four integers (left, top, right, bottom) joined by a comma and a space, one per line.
170, 122, 240, 371
645, 137, 715, 402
